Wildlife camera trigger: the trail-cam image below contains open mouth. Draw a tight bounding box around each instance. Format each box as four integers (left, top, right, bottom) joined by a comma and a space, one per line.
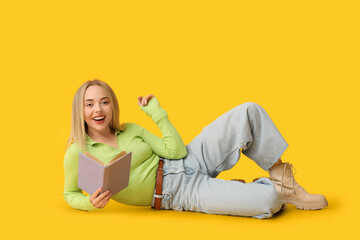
93, 116, 106, 123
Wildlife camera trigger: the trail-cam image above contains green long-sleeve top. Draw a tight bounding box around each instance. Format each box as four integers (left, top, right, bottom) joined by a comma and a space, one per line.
63, 97, 188, 211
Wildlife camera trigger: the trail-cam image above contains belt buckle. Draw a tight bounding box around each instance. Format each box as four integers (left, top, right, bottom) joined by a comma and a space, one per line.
157, 167, 163, 174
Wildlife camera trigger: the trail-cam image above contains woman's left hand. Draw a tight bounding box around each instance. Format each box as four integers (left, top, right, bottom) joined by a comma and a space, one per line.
138, 94, 155, 106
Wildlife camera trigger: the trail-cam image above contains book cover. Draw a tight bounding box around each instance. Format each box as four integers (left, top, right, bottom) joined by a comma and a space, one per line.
78, 151, 132, 196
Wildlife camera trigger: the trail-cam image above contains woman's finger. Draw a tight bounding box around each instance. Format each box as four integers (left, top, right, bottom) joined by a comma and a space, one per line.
95, 190, 109, 203
145, 94, 154, 102
97, 193, 112, 208
99, 193, 112, 206
99, 200, 108, 208
91, 197, 100, 207
93, 191, 110, 208
100, 190, 110, 198
90, 187, 102, 201
138, 95, 155, 106
144, 94, 154, 105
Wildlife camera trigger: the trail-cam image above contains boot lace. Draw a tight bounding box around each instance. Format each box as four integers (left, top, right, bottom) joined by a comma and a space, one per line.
285, 163, 307, 195
270, 163, 306, 195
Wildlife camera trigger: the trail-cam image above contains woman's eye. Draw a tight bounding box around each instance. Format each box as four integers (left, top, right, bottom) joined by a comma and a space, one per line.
85, 101, 108, 107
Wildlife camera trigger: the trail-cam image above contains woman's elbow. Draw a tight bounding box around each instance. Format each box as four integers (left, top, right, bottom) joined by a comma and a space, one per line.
171, 147, 188, 159
179, 147, 188, 158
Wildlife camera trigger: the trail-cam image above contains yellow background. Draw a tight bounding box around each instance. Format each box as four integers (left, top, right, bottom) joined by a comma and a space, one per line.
1, 0, 359, 239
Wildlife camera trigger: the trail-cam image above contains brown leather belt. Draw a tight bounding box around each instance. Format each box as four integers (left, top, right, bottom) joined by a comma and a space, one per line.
154, 158, 164, 210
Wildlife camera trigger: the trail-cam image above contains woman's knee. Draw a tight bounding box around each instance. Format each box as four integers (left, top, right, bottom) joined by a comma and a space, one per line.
253, 178, 283, 210
239, 102, 262, 110
235, 102, 267, 120
266, 188, 282, 210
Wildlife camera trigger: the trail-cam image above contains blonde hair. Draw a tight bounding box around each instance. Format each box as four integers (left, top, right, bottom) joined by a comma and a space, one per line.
65, 79, 125, 152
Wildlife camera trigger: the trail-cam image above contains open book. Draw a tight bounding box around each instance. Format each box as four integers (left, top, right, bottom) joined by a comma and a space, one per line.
78, 151, 132, 196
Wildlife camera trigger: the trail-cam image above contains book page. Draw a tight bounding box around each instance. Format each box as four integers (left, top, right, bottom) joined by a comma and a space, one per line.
84, 151, 105, 166
108, 151, 127, 165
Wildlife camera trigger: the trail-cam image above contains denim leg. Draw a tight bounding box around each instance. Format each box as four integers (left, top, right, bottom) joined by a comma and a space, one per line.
183, 173, 283, 219
154, 169, 283, 219
184, 102, 289, 177
152, 102, 288, 218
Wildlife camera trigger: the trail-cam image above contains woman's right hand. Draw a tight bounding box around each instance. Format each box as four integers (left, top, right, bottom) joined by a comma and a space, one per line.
89, 187, 112, 208
138, 94, 155, 106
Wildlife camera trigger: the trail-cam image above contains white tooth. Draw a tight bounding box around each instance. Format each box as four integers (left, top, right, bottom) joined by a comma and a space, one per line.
94, 117, 105, 120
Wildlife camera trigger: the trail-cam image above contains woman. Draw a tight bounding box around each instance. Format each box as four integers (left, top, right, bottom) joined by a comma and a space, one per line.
63, 79, 328, 219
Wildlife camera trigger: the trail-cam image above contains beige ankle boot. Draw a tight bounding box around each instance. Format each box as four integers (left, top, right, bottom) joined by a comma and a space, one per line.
268, 162, 328, 210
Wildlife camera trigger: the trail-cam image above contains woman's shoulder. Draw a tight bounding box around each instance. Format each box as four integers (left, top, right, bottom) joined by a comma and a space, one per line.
64, 143, 82, 162
122, 122, 145, 131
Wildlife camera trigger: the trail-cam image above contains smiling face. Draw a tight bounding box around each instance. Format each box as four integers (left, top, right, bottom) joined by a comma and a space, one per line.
83, 85, 113, 135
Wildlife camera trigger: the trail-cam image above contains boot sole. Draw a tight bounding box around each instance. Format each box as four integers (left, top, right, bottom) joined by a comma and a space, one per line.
281, 197, 328, 210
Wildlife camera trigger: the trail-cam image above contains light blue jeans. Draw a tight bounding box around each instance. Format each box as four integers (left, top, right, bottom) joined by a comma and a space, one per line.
151, 102, 289, 219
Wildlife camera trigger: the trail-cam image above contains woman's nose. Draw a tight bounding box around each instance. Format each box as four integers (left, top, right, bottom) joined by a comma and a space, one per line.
94, 103, 102, 112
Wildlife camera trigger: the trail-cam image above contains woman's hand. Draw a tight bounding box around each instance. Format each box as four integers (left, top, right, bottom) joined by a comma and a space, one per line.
89, 187, 112, 208
138, 94, 155, 106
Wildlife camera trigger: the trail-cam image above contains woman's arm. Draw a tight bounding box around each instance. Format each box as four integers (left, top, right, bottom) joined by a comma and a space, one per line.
63, 145, 100, 211
138, 96, 188, 159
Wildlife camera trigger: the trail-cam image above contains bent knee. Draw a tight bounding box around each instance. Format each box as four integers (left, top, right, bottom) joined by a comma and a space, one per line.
241, 102, 261, 109
263, 189, 283, 217
253, 178, 283, 209
235, 102, 267, 119
235, 102, 263, 113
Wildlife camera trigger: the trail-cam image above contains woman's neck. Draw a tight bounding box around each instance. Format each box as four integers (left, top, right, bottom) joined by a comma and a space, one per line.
87, 127, 114, 142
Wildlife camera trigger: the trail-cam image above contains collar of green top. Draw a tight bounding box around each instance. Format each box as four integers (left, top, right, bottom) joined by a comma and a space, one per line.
86, 129, 122, 146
